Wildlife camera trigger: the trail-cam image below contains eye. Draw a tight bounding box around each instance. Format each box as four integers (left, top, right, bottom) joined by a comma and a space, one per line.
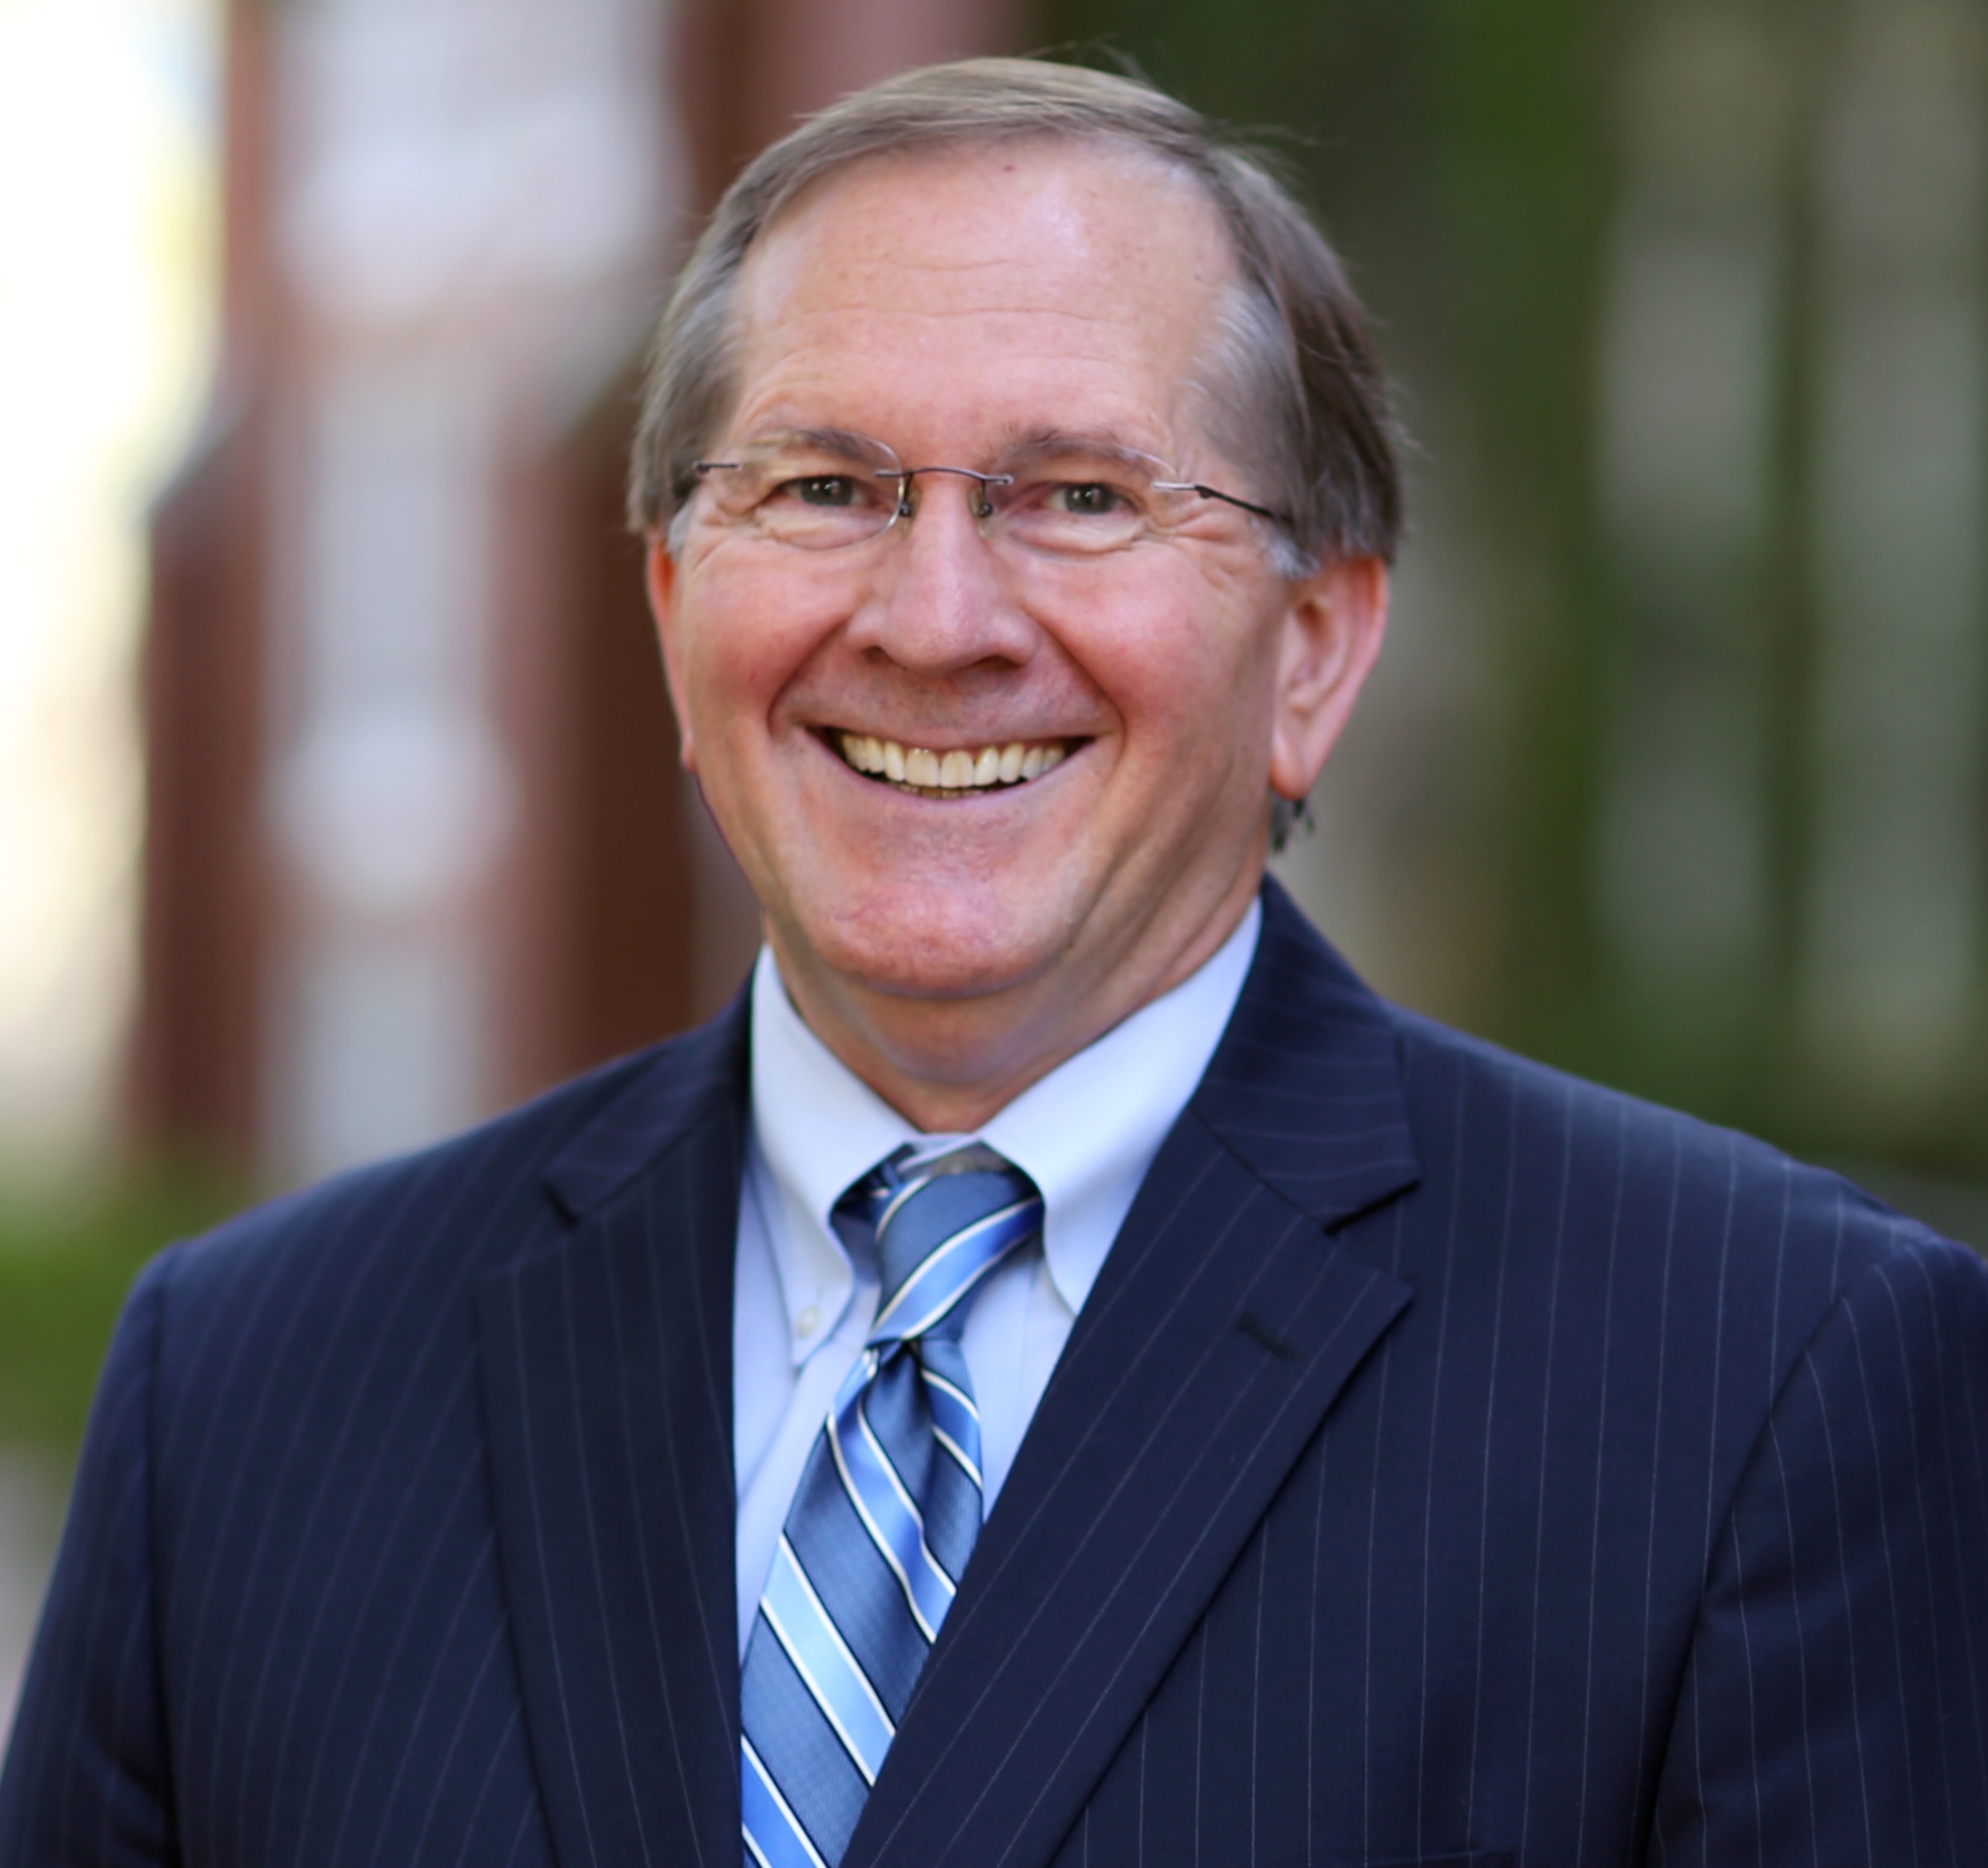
779, 474, 862, 508
1050, 481, 1128, 517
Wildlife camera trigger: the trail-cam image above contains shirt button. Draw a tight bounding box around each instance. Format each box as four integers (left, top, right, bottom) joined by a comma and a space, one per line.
796, 1305, 821, 1339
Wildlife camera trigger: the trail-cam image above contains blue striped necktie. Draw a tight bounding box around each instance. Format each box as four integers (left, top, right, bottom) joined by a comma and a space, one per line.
740, 1139, 1043, 1868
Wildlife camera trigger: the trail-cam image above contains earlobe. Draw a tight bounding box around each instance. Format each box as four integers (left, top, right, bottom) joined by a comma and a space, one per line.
644, 535, 699, 772
1267, 556, 1389, 802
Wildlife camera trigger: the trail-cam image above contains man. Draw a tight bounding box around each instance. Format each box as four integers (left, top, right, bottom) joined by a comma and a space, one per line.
5, 56, 1987, 1868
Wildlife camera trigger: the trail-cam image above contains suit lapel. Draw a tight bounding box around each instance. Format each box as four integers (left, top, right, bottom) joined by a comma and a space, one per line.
477, 1005, 749, 1868
845, 883, 1422, 1868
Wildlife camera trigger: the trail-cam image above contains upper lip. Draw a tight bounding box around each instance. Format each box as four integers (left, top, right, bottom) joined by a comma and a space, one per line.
816, 725, 1079, 750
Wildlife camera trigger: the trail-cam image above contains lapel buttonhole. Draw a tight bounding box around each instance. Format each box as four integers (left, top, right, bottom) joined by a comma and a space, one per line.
1236, 1310, 1302, 1361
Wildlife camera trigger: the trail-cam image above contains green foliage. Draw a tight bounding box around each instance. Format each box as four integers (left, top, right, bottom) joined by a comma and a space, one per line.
0, 1176, 238, 1461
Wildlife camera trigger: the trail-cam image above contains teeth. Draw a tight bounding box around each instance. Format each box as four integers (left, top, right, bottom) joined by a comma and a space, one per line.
832, 732, 1071, 792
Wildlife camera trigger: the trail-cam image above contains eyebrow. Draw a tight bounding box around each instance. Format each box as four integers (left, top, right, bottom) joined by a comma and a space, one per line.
992, 428, 1169, 473
729, 423, 1170, 472
734, 426, 888, 462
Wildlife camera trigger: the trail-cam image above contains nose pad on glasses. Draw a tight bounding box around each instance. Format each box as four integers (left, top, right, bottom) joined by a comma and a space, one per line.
879, 465, 1010, 527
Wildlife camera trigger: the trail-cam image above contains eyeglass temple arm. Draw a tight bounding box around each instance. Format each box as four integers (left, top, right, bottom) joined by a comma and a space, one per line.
1152, 480, 1290, 526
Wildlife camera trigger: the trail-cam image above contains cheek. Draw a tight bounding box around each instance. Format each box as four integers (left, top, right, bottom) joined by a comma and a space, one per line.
676, 561, 845, 739
1074, 580, 1283, 772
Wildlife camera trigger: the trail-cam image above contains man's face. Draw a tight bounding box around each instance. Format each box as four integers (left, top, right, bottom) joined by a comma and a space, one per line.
652, 140, 1381, 1096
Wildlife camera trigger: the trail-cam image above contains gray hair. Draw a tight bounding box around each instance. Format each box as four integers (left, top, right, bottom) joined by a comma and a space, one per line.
626, 57, 1404, 575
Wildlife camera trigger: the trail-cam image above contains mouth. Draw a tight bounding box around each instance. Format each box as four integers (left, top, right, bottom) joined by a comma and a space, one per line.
827, 730, 1078, 798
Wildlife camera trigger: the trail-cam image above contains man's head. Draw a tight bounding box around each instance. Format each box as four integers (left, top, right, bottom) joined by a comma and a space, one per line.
634, 60, 1401, 1128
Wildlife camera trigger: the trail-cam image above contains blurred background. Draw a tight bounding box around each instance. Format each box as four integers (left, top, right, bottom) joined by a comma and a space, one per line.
3, 0, 1986, 1726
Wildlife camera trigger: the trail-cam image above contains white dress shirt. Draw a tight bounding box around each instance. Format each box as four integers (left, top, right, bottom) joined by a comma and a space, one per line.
731, 898, 1261, 1652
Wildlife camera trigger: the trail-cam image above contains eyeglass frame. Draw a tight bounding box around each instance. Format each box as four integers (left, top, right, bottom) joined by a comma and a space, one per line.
685, 436, 1292, 555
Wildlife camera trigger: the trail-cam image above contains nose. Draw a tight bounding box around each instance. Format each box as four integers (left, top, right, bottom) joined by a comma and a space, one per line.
845, 474, 1037, 675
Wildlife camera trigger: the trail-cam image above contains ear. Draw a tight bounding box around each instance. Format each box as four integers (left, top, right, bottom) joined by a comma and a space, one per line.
644, 534, 699, 773
1267, 555, 1389, 802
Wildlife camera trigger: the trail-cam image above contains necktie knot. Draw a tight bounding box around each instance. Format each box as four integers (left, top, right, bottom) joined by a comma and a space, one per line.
836, 1140, 1042, 1347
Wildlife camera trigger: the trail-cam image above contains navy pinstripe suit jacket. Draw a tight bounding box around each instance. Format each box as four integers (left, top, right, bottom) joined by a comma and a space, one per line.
6, 881, 1988, 1867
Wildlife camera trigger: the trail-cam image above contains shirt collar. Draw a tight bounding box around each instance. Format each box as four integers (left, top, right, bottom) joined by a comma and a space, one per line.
749, 898, 1262, 1362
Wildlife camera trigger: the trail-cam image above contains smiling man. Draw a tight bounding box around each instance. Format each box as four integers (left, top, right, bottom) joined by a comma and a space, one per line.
6, 57, 1988, 1868
646, 127, 1384, 1130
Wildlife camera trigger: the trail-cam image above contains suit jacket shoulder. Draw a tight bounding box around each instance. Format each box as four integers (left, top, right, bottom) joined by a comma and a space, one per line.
1384, 986, 1971, 1374
166, 1002, 749, 1303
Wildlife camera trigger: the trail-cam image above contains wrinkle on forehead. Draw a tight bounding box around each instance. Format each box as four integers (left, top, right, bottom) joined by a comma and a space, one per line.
734, 140, 1235, 363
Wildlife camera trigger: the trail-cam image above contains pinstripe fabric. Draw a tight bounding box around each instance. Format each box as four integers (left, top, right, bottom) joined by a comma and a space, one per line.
4, 879, 1987, 1868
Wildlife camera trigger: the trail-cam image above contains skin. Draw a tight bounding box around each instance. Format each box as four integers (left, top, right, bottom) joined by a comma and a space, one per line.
647, 139, 1389, 1132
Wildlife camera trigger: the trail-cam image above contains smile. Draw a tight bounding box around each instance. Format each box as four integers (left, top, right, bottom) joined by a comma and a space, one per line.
831, 731, 1073, 797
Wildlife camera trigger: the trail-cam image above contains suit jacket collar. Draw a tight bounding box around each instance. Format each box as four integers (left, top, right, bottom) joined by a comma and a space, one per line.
483, 879, 1419, 1868
1192, 876, 1423, 1231
540, 993, 750, 1220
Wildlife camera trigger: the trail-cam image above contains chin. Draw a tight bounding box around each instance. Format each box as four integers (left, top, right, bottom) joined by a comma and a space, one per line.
806, 885, 1071, 1006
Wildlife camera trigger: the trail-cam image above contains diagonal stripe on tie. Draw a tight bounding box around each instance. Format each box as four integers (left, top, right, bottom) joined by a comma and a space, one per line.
758, 1538, 896, 1782
743, 1735, 831, 1868
874, 1199, 1043, 1338
920, 1367, 984, 1487
740, 1140, 1042, 1867
827, 1378, 955, 1639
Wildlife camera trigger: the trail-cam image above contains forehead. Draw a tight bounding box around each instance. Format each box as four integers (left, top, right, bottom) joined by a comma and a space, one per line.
727, 139, 1238, 448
